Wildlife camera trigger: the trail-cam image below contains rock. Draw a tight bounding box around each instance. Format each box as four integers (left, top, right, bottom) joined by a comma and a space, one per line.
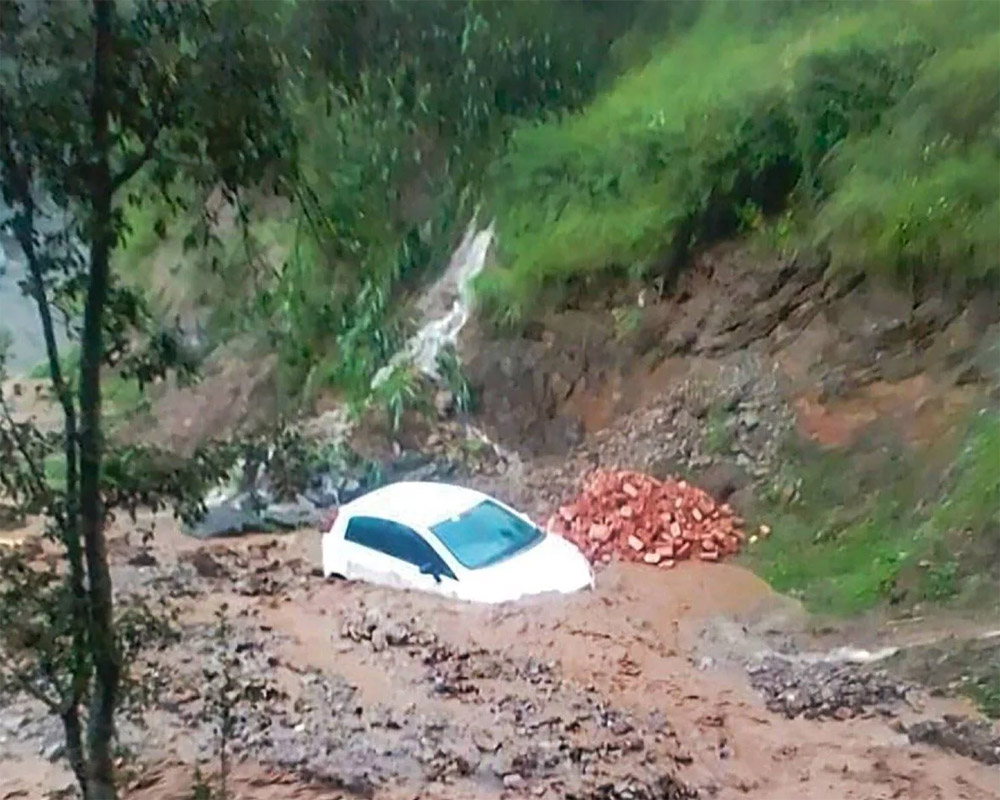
384, 623, 411, 646
363, 607, 383, 631
184, 494, 267, 538
818, 366, 853, 402
303, 472, 342, 508
747, 656, 913, 721
503, 773, 526, 790
127, 549, 158, 567
182, 550, 227, 579
906, 715, 1000, 765
42, 738, 65, 762
434, 389, 455, 418
473, 730, 500, 753
262, 495, 321, 529
549, 372, 574, 402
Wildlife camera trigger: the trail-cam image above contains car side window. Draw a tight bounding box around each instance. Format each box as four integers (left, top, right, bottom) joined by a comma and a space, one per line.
344, 517, 385, 552
345, 517, 456, 579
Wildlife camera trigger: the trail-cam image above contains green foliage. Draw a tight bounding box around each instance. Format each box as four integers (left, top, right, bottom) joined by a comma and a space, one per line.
704, 405, 733, 456
253, 1, 636, 397
1, 2, 301, 797
745, 411, 1000, 616
436, 345, 474, 414
371, 366, 425, 433
968, 667, 1000, 719
923, 560, 959, 602
480, 1, 1000, 320
817, 32, 1000, 287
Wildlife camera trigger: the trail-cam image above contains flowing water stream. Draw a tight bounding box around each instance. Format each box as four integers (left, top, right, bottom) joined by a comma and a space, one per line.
372, 218, 495, 387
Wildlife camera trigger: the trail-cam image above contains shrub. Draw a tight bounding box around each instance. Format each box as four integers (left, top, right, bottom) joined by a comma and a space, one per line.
816, 32, 1000, 288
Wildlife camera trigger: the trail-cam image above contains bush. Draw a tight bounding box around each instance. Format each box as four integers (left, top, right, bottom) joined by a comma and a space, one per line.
816, 32, 1000, 287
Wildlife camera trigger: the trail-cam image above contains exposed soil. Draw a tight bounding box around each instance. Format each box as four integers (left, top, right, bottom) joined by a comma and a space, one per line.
461, 243, 998, 466
118, 338, 280, 456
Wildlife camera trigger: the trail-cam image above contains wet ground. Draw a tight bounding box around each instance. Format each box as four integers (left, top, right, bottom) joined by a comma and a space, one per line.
2, 519, 997, 800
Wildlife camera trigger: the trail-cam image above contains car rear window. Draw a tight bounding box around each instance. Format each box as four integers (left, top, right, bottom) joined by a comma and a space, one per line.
430, 500, 543, 570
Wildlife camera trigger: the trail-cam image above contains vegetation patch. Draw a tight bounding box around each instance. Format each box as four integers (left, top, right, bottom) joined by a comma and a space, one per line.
744, 411, 1000, 617
481, 1, 1000, 323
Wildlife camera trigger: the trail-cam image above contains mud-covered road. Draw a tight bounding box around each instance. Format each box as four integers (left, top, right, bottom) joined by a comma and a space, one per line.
2, 519, 997, 800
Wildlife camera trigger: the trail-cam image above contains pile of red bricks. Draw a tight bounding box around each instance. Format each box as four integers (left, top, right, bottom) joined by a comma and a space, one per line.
546, 470, 745, 568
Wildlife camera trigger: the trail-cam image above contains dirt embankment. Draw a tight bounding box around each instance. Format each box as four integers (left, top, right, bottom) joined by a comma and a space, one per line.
460, 243, 998, 517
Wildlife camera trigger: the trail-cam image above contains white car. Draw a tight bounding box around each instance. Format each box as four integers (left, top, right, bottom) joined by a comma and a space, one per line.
321, 481, 594, 603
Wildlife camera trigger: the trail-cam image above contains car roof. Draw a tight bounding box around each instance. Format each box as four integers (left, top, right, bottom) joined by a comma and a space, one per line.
341, 481, 491, 530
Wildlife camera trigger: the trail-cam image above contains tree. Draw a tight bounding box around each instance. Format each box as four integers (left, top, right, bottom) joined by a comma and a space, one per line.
0, 2, 295, 797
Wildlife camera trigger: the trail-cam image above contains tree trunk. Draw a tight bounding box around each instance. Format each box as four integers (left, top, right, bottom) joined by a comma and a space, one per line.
3, 130, 92, 798
81, 2, 119, 798
15, 194, 91, 799
61, 706, 89, 796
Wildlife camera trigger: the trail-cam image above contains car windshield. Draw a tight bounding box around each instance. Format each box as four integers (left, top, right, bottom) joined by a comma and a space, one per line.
430, 500, 544, 570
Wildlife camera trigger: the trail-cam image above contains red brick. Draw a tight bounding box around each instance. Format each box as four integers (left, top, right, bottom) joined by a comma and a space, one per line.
548, 469, 744, 568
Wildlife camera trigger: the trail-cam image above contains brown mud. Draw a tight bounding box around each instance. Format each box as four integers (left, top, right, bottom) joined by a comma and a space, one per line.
3, 521, 999, 800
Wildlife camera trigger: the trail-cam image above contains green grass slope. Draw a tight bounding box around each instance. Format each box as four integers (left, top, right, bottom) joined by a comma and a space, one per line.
481, 1, 1000, 324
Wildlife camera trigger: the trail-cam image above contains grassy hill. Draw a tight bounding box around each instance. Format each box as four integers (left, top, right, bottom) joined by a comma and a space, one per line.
479, 1, 999, 324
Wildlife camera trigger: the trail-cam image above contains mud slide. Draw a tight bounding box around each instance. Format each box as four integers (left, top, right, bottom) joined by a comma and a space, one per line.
2, 521, 997, 800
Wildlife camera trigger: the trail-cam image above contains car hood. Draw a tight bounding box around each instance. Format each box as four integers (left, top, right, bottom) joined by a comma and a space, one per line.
468, 533, 594, 603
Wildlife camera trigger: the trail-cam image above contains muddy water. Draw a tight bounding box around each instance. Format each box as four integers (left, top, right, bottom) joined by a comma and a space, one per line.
165, 527, 1000, 797
3, 517, 1000, 800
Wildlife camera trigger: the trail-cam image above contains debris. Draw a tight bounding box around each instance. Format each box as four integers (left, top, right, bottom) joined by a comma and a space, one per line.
127, 549, 158, 568
179, 549, 228, 579
905, 715, 1000, 765
547, 470, 744, 566
747, 656, 913, 720
503, 772, 526, 790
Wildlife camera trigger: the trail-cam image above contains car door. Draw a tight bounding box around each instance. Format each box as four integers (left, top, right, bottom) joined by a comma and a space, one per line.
396, 526, 460, 597
342, 517, 403, 587
344, 516, 457, 594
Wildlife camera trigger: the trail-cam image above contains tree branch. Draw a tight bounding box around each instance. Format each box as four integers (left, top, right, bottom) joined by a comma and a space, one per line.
0, 394, 58, 518
110, 133, 158, 195
0, 652, 62, 713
